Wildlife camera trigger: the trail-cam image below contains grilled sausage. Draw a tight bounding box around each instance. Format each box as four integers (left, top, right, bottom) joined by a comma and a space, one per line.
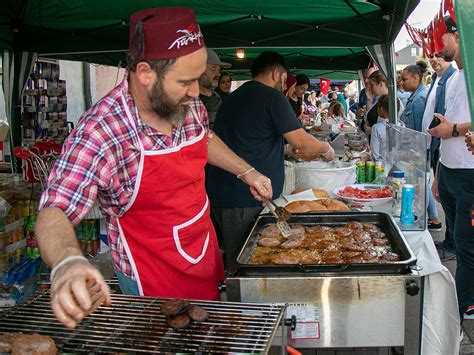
260, 224, 281, 238
258, 237, 282, 247
187, 305, 209, 322
382, 252, 401, 261
161, 299, 190, 316
271, 254, 300, 264
280, 238, 304, 249
372, 238, 391, 246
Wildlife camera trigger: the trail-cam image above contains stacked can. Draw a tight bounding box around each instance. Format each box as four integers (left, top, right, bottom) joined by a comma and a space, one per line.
76, 220, 100, 256
356, 161, 366, 183
366, 161, 375, 183
375, 161, 385, 184
25, 214, 40, 259
400, 184, 415, 224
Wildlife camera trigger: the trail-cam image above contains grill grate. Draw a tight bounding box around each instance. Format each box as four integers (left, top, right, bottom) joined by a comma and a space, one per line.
0, 291, 285, 353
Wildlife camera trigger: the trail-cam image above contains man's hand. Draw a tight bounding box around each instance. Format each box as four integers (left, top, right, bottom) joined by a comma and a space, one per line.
321, 145, 335, 161
465, 131, 474, 155
432, 175, 440, 203
240, 170, 273, 201
50, 257, 111, 329
292, 146, 319, 161
428, 113, 455, 140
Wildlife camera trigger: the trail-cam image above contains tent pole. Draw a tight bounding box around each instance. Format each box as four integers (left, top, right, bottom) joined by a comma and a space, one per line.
456, 0, 474, 128
386, 42, 398, 124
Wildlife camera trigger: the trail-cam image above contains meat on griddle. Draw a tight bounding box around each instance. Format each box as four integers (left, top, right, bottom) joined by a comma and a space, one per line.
10, 333, 57, 355
187, 305, 209, 322
167, 313, 191, 329
250, 222, 401, 265
162, 299, 210, 329
0, 332, 18, 353
161, 299, 189, 316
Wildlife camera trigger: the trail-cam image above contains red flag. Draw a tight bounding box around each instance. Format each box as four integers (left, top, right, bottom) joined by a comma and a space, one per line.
405, 24, 423, 47
426, 23, 435, 56
444, 0, 456, 22
320, 78, 330, 96
433, 10, 447, 53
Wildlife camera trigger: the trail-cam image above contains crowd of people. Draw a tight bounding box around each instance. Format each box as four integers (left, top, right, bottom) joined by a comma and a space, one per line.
31, 5, 473, 335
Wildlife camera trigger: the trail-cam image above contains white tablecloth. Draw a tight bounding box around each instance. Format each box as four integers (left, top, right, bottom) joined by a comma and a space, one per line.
403, 230, 460, 355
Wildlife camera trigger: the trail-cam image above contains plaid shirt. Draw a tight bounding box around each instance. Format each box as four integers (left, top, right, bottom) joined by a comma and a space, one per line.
39, 71, 209, 278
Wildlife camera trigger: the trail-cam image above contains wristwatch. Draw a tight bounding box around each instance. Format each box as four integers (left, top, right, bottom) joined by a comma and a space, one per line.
452, 124, 459, 137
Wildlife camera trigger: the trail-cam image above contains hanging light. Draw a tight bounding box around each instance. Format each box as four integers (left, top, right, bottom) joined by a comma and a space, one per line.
235, 48, 246, 59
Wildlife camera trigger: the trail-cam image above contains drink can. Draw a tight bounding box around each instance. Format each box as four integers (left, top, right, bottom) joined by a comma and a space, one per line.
356, 161, 366, 183
400, 184, 415, 224
366, 161, 375, 183
375, 161, 385, 184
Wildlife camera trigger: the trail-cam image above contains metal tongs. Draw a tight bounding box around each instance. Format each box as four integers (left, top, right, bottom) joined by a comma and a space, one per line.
263, 198, 293, 238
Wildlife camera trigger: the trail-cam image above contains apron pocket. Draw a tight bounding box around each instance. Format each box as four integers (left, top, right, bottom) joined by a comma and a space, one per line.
172, 197, 210, 264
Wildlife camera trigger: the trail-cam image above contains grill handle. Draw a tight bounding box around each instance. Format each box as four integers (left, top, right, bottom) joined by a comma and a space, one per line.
218, 281, 227, 293
296, 264, 350, 273
405, 279, 420, 296
284, 315, 297, 330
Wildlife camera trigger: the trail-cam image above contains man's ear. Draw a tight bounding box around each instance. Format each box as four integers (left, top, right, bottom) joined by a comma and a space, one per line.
271, 68, 280, 82
454, 32, 459, 43
135, 61, 155, 86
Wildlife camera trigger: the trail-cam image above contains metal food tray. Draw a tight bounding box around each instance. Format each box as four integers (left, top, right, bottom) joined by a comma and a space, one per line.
0, 291, 285, 354
235, 212, 417, 276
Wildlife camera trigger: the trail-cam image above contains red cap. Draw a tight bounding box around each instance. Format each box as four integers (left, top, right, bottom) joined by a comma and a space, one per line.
129, 7, 205, 60
284, 74, 296, 95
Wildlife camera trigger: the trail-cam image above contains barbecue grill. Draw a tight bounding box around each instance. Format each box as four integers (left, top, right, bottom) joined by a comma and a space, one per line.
0, 290, 286, 354
227, 212, 423, 353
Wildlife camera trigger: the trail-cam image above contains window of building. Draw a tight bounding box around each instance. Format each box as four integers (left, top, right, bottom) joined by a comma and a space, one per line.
411, 47, 417, 56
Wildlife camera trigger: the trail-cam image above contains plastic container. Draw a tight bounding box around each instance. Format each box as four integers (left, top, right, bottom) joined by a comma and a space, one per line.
293, 160, 356, 193
391, 171, 406, 217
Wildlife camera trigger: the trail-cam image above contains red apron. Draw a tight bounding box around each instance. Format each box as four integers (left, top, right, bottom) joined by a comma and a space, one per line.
116, 95, 224, 300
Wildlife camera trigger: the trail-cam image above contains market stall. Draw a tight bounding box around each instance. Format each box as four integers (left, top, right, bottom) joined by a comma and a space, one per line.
1, 0, 467, 354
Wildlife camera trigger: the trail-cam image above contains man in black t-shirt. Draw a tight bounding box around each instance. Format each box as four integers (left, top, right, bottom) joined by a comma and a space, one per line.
206, 51, 335, 267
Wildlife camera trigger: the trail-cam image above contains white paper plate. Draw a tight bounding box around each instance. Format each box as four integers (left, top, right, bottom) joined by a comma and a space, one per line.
332, 184, 393, 206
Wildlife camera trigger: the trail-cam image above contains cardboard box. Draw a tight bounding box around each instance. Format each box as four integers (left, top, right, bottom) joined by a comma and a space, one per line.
0, 122, 9, 162
0, 122, 8, 141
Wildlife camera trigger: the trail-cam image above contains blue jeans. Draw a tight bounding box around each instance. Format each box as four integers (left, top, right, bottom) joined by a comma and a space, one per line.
115, 270, 139, 295
438, 164, 474, 316
427, 184, 439, 220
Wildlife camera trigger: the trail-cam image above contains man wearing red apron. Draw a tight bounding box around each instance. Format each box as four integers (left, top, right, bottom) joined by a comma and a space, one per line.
117, 94, 223, 300
36, 7, 272, 329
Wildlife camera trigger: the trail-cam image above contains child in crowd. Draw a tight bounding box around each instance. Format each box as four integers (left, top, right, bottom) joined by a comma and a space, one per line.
370, 94, 390, 161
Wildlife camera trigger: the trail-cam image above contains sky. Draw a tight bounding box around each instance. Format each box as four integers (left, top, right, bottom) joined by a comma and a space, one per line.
394, 0, 442, 51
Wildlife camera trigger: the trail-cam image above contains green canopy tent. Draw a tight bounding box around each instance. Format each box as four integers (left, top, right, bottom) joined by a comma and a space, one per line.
212, 47, 370, 80
0, 0, 420, 171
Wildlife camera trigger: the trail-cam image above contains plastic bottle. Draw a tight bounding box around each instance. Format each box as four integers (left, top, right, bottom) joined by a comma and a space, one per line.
391, 171, 406, 217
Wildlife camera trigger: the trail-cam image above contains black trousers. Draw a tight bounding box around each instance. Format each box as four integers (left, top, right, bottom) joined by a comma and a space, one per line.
438, 164, 474, 316
210, 206, 262, 269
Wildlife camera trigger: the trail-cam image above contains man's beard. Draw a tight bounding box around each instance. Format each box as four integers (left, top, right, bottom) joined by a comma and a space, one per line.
148, 78, 189, 126
200, 75, 218, 90
274, 77, 284, 92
